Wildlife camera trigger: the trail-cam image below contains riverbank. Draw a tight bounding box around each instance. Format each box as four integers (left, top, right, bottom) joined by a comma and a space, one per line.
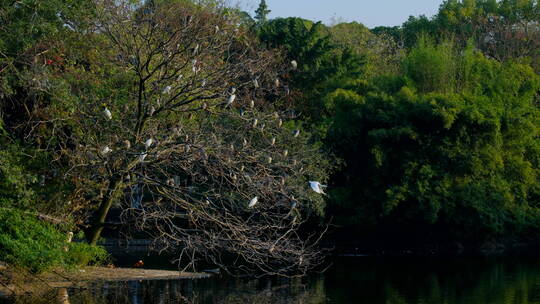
0, 266, 210, 297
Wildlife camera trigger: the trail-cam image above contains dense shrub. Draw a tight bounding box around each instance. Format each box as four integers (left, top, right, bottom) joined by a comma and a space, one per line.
0, 209, 107, 273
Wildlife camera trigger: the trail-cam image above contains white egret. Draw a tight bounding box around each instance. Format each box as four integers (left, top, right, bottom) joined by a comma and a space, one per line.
291, 60, 298, 70
250, 100, 255, 108
243, 138, 248, 146
229, 144, 234, 151
144, 138, 153, 149
177, 74, 183, 81
103, 107, 112, 120
226, 94, 236, 107
248, 196, 258, 208
163, 86, 172, 94
149, 106, 156, 116
293, 129, 300, 138
252, 118, 258, 128
101, 146, 112, 156
309, 181, 326, 194
270, 137, 276, 146
240, 165, 245, 172
253, 79, 259, 88
215, 25, 220, 34
274, 78, 280, 87
124, 140, 131, 149
283, 150, 288, 157
267, 156, 272, 164
138, 153, 147, 162
278, 119, 283, 127
230, 87, 236, 94
193, 44, 199, 55
201, 79, 207, 87
185, 144, 191, 153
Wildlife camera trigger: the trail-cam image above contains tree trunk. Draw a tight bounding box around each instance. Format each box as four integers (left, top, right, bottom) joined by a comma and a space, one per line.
87, 177, 121, 245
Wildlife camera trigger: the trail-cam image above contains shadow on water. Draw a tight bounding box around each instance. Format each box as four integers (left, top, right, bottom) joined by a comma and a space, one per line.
3, 257, 540, 303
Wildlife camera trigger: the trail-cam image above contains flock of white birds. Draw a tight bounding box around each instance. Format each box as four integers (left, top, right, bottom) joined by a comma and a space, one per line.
101, 59, 325, 210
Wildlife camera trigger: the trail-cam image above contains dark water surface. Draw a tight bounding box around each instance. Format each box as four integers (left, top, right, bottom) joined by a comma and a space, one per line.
5, 256, 540, 303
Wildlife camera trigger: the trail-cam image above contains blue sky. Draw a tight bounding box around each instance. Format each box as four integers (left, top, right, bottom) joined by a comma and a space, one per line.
238, 0, 443, 28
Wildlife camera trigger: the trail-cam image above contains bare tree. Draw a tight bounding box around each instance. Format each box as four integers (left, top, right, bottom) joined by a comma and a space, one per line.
30, 0, 331, 276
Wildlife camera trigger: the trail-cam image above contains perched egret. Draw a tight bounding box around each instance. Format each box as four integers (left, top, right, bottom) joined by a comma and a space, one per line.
124, 140, 131, 149
291, 60, 298, 70
278, 119, 283, 127
144, 138, 153, 149
253, 79, 259, 88
309, 181, 326, 194
283, 150, 288, 157
271, 137, 276, 146
101, 146, 112, 156
248, 196, 258, 208
163, 86, 172, 94
267, 156, 272, 164
274, 78, 280, 87
252, 118, 258, 128
273, 112, 280, 119
103, 107, 112, 120
214, 25, 220, 34
229, 144, 234, 151
138, 153, 147, 162
177, 74, 183, 81
243, 138, 248, 146
226, 94, 236, 107
240, 165, 245, 172
250, 100, 255, 108
230, 87, 236, 94
201, 79, 207, 87
293, 129, 300, 138
185, 144, 191, 153
281, 177, 286, 185
149, 106, 156, 116
193, 44, 199, 55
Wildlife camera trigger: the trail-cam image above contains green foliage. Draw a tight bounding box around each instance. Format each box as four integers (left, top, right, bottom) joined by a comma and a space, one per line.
0, 209, 107, 273
254, 0, 271, 25
324, 47, 540, 239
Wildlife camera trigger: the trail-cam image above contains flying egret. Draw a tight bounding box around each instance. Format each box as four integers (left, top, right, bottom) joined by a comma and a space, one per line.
291, 60, 298, 70
124, 140, 131, 149
145, 138, 153, 149
250, 100, 255, 108
138, 153, 147, 162
270, 137, 276, 146
252, 118, 258, 128
103, 107, 112, 120
226, 94, 236, 107
163, 86, 172, 94
309, 181, 326, 194
101, 146, 112, 156
293, 129, 300, 138
248, 196, 258, 208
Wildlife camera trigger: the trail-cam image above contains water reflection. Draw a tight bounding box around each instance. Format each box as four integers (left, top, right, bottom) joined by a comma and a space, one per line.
3, 257, 540, 304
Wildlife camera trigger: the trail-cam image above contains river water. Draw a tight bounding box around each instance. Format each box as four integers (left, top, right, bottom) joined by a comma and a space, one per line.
5, 256, 540, 303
